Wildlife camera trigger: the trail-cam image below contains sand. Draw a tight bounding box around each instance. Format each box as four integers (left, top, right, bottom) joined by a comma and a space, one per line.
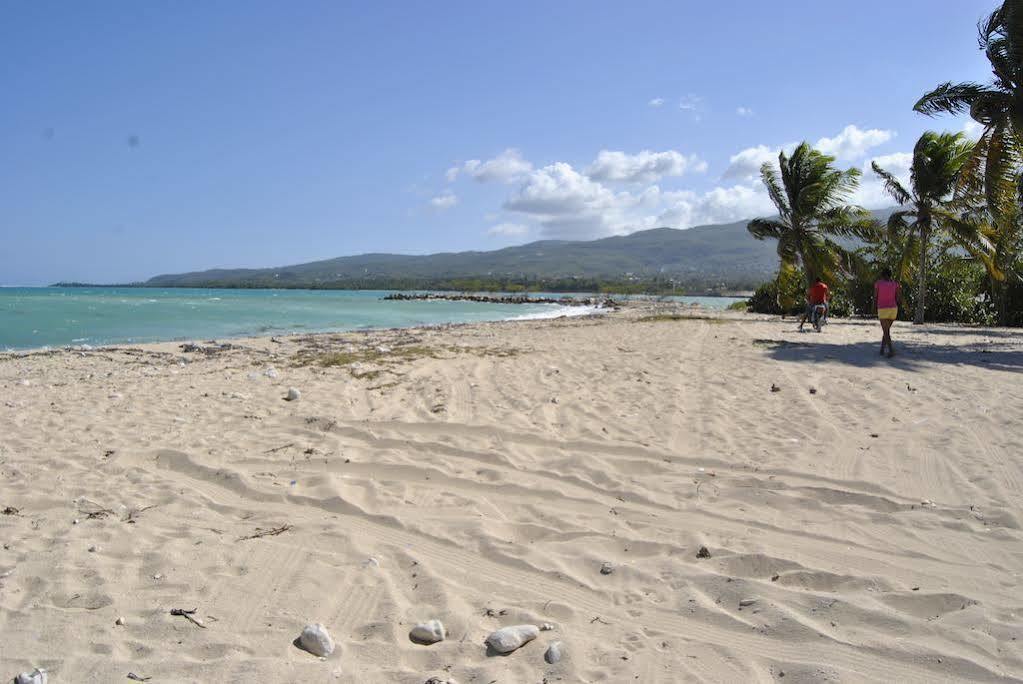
2, 304, 1022, 683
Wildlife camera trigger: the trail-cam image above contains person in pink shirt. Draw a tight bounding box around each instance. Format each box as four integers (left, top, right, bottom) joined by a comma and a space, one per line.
874, 267, 901, 357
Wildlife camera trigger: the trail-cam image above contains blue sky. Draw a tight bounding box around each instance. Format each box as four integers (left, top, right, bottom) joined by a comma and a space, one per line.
1, 0, 994, 285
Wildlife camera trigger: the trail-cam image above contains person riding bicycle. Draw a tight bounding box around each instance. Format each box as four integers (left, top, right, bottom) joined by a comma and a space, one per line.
798, 276, 830, 332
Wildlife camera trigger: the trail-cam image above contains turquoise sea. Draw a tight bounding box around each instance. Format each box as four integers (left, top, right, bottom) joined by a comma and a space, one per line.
0, 288, 744, 351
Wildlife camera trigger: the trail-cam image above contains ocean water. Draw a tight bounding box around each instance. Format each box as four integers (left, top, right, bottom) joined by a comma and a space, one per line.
0, 287, 745, 351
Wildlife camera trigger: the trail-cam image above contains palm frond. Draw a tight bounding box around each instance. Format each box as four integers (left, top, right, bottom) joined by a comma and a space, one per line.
871, 161, 912, 205
746, 218, 786, 241
913, 82, 997, 117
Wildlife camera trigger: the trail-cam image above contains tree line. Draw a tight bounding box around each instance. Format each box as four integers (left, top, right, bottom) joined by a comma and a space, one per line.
746, 0, 1023, 327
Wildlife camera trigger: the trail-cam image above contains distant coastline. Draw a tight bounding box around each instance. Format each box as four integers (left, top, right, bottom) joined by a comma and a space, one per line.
49, 280, 751, 298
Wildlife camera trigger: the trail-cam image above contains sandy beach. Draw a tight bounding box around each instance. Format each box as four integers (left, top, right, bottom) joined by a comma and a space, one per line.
2, 304, 1023, 683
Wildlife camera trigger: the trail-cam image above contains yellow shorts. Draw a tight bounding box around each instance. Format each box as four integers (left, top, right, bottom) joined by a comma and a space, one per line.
878, 307, 898, 320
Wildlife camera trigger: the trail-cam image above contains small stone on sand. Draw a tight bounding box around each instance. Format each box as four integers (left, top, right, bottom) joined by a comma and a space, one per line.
600, 562, 614, 575
14, 669, 47, 684
299, 622, 335, 657
116, 616, 126, 626
739, 598, 757, 608
284, 387, 301, 402
409, 619, 446, 644
545, 640, 564, 663
486, 624, 539, 654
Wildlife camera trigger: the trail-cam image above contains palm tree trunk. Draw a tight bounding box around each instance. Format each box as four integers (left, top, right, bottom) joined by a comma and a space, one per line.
914, 227, 928, 324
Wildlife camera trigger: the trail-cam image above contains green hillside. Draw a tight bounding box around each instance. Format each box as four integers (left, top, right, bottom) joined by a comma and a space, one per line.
145, 219, 781, 291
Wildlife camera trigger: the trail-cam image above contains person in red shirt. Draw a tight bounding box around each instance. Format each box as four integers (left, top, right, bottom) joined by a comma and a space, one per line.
799, 276, 830, 331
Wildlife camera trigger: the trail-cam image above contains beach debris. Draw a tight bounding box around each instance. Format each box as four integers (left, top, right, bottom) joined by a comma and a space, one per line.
590, 616, 610, 625
170, 607, 206, 629
238, 523, 293, 541
116, 616, 127, 626
545, 640, 564, 664
540, 622, 555, 631
486, 624, 539, 654
362, 557, 380, 568
12, 668, 47, 684
600, 562, 614, 575
809, 387, 817, 395
738, 598, 758, 609
264, 442, 295, 454
409, 619, 446, 644
284, 387, 301, 402
298, 623, 335, 657
108, 392, 123, 400
423, 678, 458, 684
264, 367, 279, 379
152, 574, 162, 580
1, 506, 18, 516
770, 383, 781, 393
88, 545, 99, 553
696, 546, 711, 559
771, 574, 780, 582
127, 674, 152, 682
123, 505, 158, 524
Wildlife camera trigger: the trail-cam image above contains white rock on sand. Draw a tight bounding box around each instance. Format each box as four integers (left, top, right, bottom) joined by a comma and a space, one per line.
13, 669, 47, 684
545, 640, 564, 664
284, 387, 301, 401
485, 624, 539, 654
409, 619, 446, 644
298, 623, 335, 657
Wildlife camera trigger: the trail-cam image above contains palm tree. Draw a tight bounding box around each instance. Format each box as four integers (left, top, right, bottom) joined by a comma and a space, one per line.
913, 2, 1023, 218
748, 143, 874, 294
872, 131, 992, 323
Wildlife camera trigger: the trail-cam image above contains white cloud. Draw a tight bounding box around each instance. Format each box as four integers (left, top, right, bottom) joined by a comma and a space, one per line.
678, 94, 704, 121
656, 185, 776, 229
503, 160, 775, 239
648, 97, 665, 107
429, 192, 458, 210
503, 162, 642, 238
487, 222, 531, 237
723, 144, 780, 181
736, 106, 754, 117
463, 148, 533, 184
815, 124, 894, 160
585, 149, 707, 184
856, 152, 913, 208
444, 165, 460, 182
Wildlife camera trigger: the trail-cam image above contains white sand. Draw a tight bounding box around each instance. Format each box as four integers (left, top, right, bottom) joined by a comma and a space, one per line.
2, 305, 1022, 682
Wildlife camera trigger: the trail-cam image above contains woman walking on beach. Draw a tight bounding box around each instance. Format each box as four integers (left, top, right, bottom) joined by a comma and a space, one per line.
874, 267, 901, 357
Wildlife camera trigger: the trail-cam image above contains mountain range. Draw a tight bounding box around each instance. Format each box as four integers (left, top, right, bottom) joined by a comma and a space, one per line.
139, 210, 893, 292
144, 219, 779, 291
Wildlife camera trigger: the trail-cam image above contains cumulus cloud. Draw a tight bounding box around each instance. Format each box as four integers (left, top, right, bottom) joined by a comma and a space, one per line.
736, 106, 754, 117
487, 222, 531, 237
429, 192, 458, 210
463, 148, 533, 184
856, 152, 913, 208
501, 159, 774, 239
444, 165, 460, 182
815, 124, 894, 160
723, 144, 781, 181
585, 149, 707, 184
648, 97, 665, 107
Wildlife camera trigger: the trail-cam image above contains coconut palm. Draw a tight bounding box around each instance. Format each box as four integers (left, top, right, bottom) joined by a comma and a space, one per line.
872, 131, 993, 323
748, 143, 875, 293
913, 2, 1023, 217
